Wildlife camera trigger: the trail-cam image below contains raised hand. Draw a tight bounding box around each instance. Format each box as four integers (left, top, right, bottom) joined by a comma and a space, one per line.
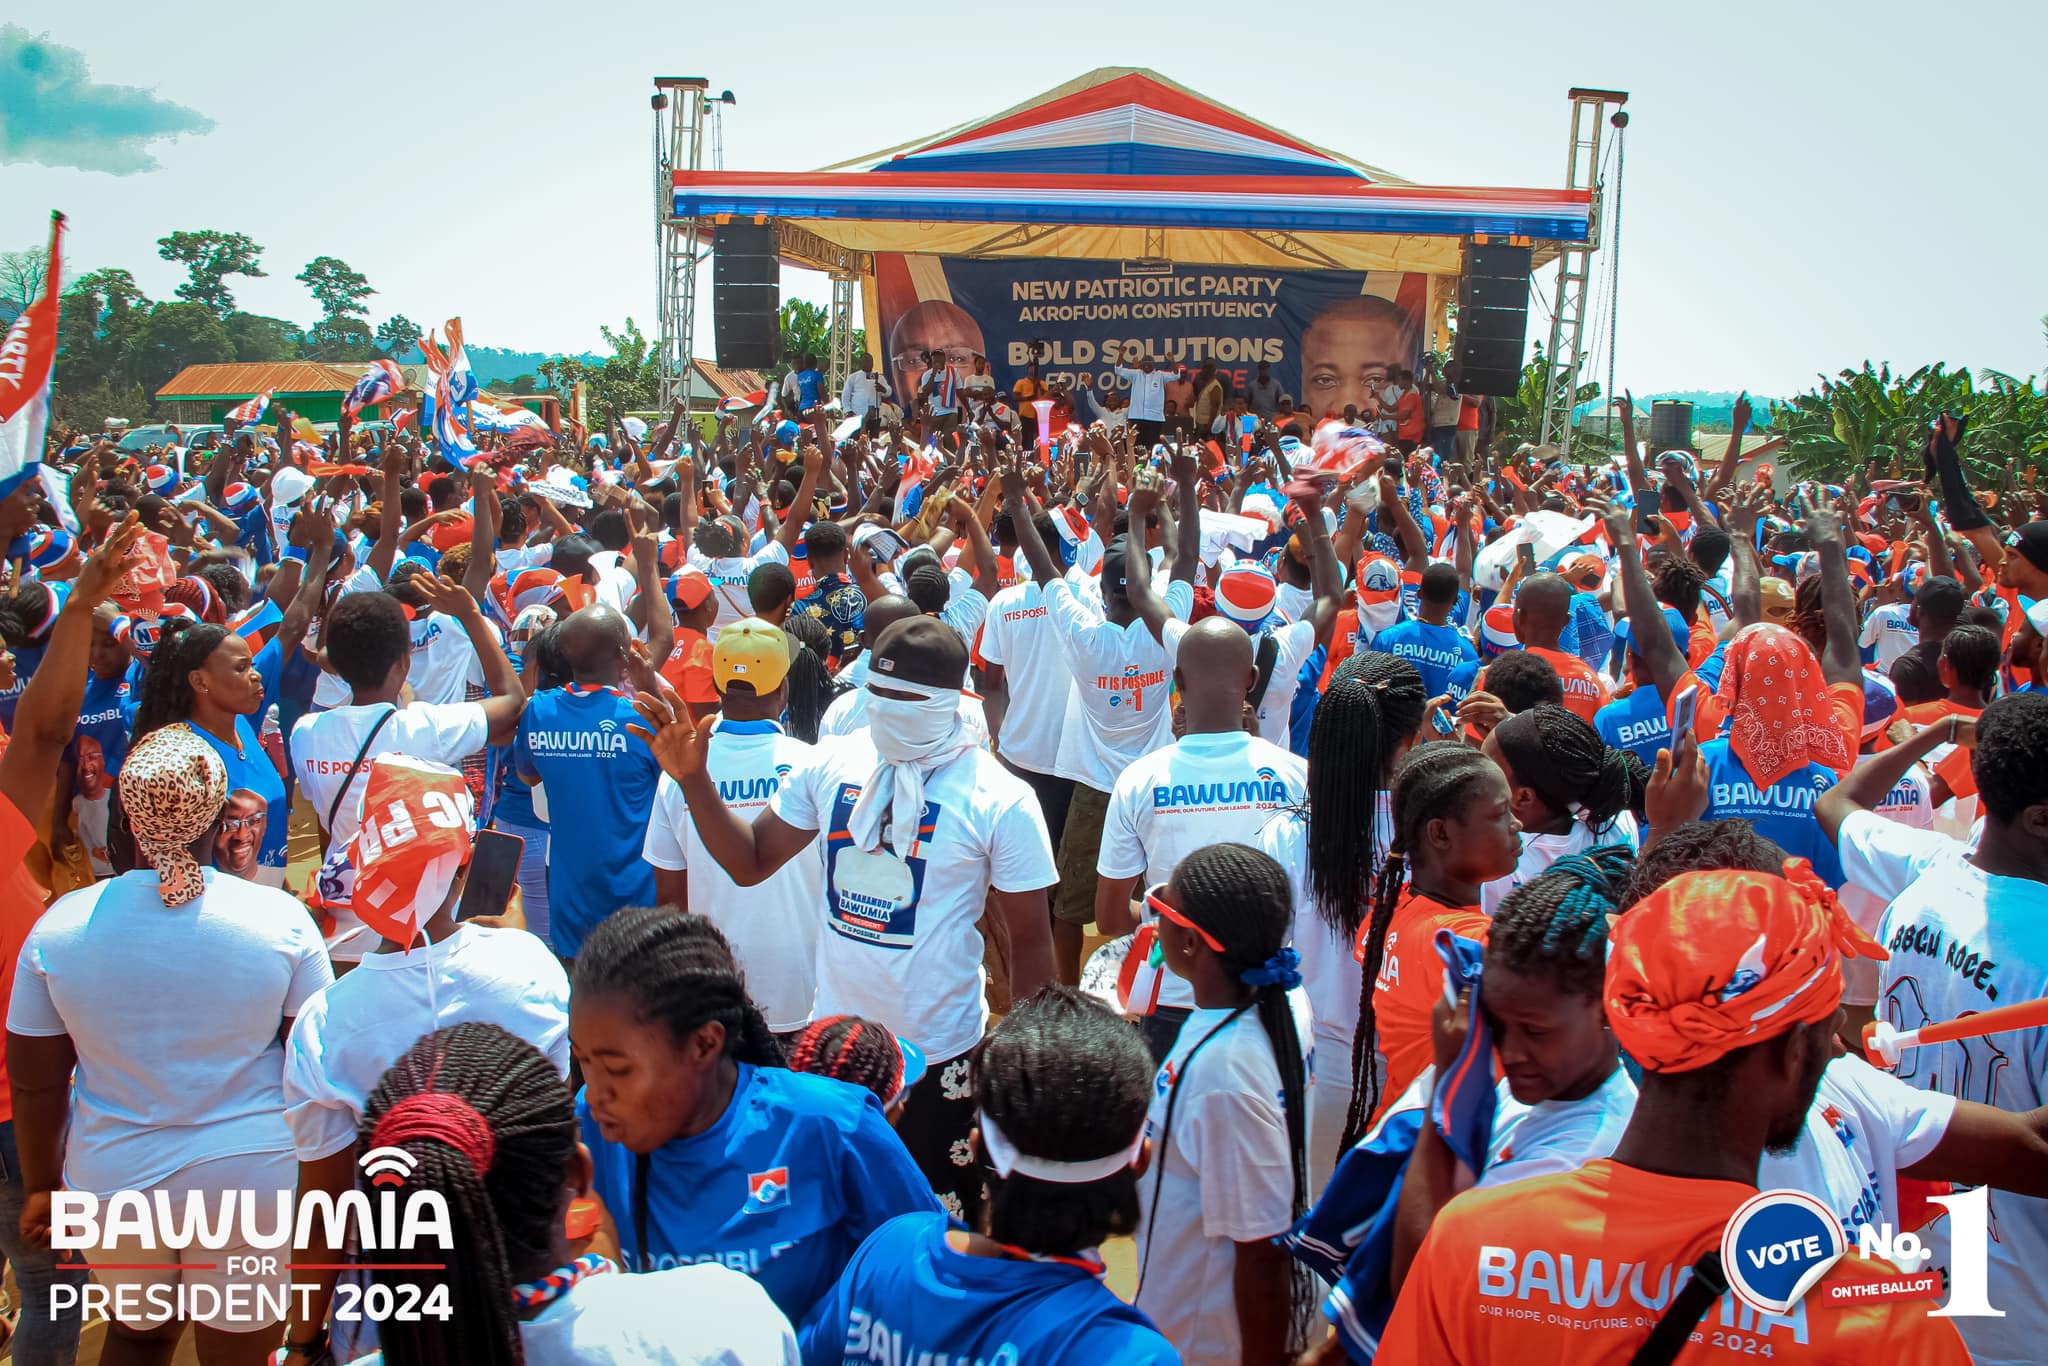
411, 572, 482, 620
625, 681, 711, 783
70, 514, 145, 608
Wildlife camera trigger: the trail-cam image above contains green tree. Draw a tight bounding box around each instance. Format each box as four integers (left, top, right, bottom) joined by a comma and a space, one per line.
223, 312, 300, 363
52, 376, 151, 433
0, 247, 48, 309
302, 315, 378, 363
1766, 362, 2048, 486
56, 268, 151, 394
375, 314, 423, 358
296, 256, 375, 320
1491, 345, 1602, 449
539, 319, 657, 428
124, 301, 235, 395
156, 230, 266, 315
771, 300, 863, 381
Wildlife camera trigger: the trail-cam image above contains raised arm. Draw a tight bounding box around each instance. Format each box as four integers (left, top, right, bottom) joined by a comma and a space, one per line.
1721, 482, 1769, 629
367, 446, 406, 582
414, 574, 527, 745
1706, 393, 1752, 498
1603, 502, 1687, 699
626, 685, 817, 884
1293, 485, 1342, 647
775, 442, 827, 553
1119, 472, 1176, 647
1804, 503, 1863, 689
1816, 719, 1964, 842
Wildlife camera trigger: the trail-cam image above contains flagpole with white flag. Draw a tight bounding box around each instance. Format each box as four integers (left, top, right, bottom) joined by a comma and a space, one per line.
0, 211, 65, 502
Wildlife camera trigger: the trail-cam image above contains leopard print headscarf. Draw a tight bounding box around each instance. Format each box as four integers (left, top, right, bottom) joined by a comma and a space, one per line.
118, 724, 226, 907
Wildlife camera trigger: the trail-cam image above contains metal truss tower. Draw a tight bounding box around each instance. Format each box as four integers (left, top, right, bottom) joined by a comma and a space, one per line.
1539, 87, 1628, 458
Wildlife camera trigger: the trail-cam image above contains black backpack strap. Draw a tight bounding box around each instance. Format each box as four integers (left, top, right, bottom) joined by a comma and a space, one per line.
1247, 630, 1282, 709
1627, 1252, 1728, 1366
324, 706, 397, 836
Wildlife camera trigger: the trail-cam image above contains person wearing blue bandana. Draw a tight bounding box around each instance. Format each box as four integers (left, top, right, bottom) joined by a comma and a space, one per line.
804, 985, 1179, 1365
570, 907, 937, 1325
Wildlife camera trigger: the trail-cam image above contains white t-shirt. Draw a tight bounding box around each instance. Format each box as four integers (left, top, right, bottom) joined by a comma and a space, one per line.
1256, 797, 1393, 1054
352, 1263, 798, 1366
1042, 576, 1191, 792
1758, 1055, 1954, 1251
8, 870, 332, 1195
1100, 731, 1307, 1011
292, 700, 491, 960
407, 610, 491, 705
1162, 616, 1315, 749
975, 581, 1078, 776
879, 567, 990, 661
817, 687, 991, 750
313, 564, 388, 708
1839, 809, 2048, 1366
1134, 1006, 1301, 1366
1480, 812, 1640, 915
1860, 602, 1919, 672
1275, 580, 1314, 626
642, 720, 824, 1033
1480, 1064, 1639, 1188
772, 736, 1057, 1062
282, 925, 570, 1160
688, 542, 790, 641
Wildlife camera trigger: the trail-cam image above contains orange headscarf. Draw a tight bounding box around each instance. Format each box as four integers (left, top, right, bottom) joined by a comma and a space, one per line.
1607, 859, 1886, 1074
1715, 623, 1851, 787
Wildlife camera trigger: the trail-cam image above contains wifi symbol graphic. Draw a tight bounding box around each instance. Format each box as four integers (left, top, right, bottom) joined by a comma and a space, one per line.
598, 719, 618, 734
359, 1146, 419, 1188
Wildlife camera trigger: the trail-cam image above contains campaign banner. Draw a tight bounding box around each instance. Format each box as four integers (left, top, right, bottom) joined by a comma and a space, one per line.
872, 253, 1427, 424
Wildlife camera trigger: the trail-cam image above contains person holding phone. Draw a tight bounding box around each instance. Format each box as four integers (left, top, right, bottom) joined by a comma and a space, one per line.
279, 755, 569, 1360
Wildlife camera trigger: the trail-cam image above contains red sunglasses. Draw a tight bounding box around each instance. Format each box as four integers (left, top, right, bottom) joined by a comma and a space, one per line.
1145, 884, 1224, 954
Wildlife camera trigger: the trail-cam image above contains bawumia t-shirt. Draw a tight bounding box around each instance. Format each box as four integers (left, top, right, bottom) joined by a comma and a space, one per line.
513, 684, 659, 957
1368, 618, 1478, 700
579, 1063, 936, 1324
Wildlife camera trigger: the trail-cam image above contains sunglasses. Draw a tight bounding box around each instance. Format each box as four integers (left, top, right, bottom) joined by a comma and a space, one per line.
1145, 884, 1223, 953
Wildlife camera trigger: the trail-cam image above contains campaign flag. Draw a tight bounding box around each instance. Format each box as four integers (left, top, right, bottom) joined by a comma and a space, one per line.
38, 463, 79, 534
0, 212, 65, 502
228, 596, 284, 652
343, 359, 406, 416
893, 446, 936, 523
418, 324, 478, 461
390, 405, 418, 432
225, 389, 273, 425
718, 389, 768, 417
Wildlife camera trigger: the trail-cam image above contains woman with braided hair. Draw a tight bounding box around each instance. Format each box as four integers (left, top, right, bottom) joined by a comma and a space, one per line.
1478, 701, 1646, 912
1253, 649, 1426, 1189
1133, 842, 1314, 1366
1385, 848, 1640, 1291
803, 987, 1177, 1364
1341, 742, 1520, 1150
784, 1014, 924, 1119
569, 907, 935, 1324
356, 1021, 798, 1366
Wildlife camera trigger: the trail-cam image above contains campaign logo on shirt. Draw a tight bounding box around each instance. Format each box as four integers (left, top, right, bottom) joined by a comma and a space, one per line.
1100, 662, 1169, 711
1150, 766, 1294, 811
746, 1168, 790, 1212
524, 718, 631, 756
823, 787, 935, 950
717, 764, 792, 806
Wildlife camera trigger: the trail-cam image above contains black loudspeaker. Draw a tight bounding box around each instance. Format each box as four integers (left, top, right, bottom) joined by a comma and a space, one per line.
713, 221, 782, 370
1649, 400, 1695, 451
1454, 242, 1532, 396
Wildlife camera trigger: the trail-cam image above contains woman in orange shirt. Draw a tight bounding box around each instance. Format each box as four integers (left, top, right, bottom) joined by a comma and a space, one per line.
1341, 742, 1522, 1149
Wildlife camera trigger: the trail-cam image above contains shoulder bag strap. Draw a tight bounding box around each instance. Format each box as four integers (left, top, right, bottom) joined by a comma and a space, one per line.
324, 706, 398, 836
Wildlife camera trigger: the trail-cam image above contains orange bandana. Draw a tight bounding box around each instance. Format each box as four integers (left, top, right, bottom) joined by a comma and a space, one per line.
1607, 859, 1886, 1073
1716, 624, 1852, 787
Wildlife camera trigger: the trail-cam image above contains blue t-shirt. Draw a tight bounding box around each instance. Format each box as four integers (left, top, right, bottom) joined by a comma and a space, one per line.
67, 672, 135, 785
580, 1064, 938, 1324
195, 638, 286, 880
1370, 618, 1478, 700
1595, 684, 1672, 768
1288, 644, 1325, 761
802, 1211, 1179, 1366
0, 639, 48, 731
1699, 737, 1844, 887
795, 368, 823, 410
1445, 655, 1482, 709
513, 684, 659, 956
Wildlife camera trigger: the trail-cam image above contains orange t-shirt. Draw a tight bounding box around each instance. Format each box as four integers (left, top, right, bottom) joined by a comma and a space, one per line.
1875, 699, 1981, 797
1356, 889, 1488, 1122
1528, 646, 1611, 724
1380, 1159, 1968, 1364
1396, 390, 1426, 442
659, 629, 719, 711
1688, 615, 1717, 667
0, 793, 51, 1126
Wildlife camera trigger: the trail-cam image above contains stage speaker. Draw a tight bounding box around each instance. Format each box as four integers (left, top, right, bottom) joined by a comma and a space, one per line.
713, 221, 782, 370
1648, 400, 1695, 451
1454, 242, 1532, 397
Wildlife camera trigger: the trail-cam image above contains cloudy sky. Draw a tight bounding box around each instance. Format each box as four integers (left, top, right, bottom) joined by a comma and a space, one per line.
4, 1, 2045, 393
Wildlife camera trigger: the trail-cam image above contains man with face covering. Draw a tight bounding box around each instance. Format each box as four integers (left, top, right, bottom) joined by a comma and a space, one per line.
638, 615, 1058, 1224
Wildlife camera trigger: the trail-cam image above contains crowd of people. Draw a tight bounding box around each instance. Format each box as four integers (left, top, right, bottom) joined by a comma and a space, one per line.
0, 353, 2044, 1366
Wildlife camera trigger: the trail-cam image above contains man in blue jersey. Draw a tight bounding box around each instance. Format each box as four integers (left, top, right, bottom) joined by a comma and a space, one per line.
1593, 608, 1690, 767
1370, 562, 1476, 699
514, 606, 661, 961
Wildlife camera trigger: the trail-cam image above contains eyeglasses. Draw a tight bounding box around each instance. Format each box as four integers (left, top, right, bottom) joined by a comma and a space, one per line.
218, 816, 263, 834
1144, 883, 1223, 953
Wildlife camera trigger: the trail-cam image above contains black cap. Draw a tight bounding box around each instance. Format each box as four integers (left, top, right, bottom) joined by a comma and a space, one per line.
870, 616, 966, 690
1103, 533, 1132, 597
2012, 522, 2048, 576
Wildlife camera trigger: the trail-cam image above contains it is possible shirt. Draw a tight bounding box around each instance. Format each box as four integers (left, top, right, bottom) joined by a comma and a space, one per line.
514, 684, 660, 958
1379, 1160, 1968, 1364
975, 579, 1077, 776
803, 1211, 1177, 1366
580, 1063, 937, 1324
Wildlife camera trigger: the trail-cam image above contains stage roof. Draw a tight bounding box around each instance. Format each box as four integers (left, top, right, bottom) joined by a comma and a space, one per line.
673, 69, 1589, 275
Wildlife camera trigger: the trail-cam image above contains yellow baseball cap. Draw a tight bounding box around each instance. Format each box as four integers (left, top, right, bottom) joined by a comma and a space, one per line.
714, 617, 791, 694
